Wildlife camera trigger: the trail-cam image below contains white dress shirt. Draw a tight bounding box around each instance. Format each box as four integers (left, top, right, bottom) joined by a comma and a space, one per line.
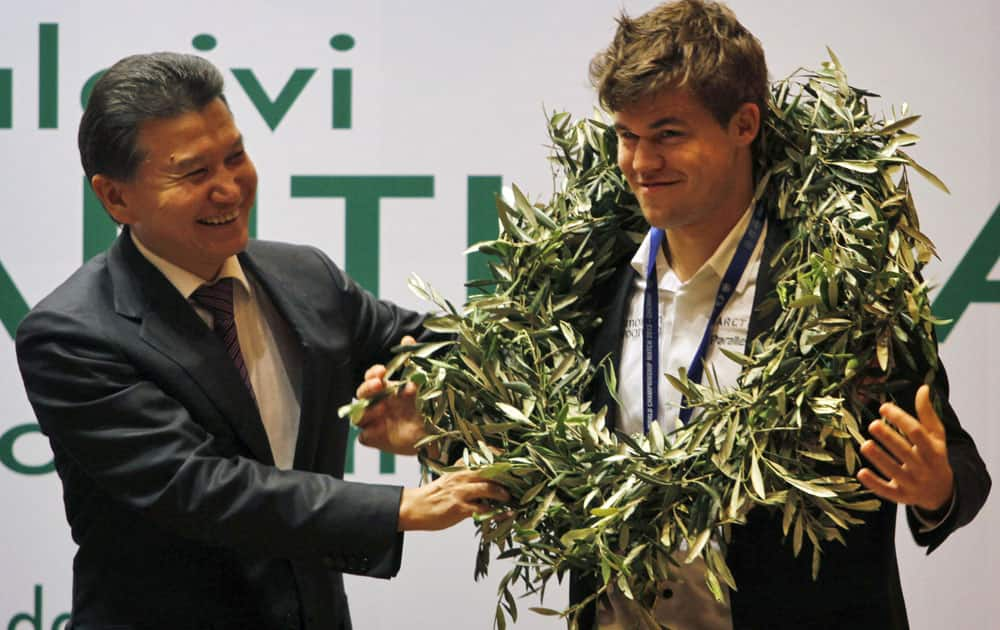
601, 206, 766, 630
599, 204, 952, 628
131, 233, 302, 469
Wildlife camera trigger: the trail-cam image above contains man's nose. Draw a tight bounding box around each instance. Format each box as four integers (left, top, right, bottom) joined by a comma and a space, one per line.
210, 173, 241, 204
631, 138, 664, 174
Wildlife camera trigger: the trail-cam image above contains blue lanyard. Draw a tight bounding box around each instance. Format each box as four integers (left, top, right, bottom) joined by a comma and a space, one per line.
642, 205, 766, 433
642, 227, 666, 434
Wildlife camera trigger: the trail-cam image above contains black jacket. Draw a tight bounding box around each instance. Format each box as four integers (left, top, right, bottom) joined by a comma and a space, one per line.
573, 220, 991, 629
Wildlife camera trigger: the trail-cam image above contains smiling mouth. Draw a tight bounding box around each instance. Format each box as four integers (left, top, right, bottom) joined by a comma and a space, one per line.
639, 181, 681, 188
198, 209, 241, 226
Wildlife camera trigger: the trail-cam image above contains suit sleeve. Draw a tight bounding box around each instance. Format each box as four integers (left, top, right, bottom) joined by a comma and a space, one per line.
16, 290, 410, 579
306, 245, 428, 375
898, 338, 991, 551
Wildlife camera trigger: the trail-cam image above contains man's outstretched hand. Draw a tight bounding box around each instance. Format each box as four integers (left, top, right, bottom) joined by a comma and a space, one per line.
857, 384, 955, 513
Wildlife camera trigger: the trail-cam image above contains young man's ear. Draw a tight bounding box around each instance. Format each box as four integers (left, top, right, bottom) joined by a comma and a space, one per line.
91, 174, 132, 224
729, 102, 761, 146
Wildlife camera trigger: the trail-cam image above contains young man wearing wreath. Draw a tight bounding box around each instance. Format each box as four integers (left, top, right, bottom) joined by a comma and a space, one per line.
357, 1, 991, 628
571, 1, 990, 628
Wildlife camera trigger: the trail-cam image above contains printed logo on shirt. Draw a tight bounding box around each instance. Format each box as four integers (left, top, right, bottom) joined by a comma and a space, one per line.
625, 316, 662, 339
711, 316, 748, 349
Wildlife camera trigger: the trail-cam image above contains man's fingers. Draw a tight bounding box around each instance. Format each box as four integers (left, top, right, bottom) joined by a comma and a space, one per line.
898, 423, 938, 462
860, 438, 908, 482
444, 471, 511, 503
453, 501, 480, 519
455, 486, 510, 519
360, 339, 414, 401
469, 481, 511, 504
401, 472, 512, 531
867, 419, 917, 467
875, 387, 946, 461
355, 376, 387, 400
400, 335, 416, 346
877, 403, 920, 440
363, 363, 387, 382
400, 380, 419, 399
914, 384, 946, 438
857, 468, 901, 503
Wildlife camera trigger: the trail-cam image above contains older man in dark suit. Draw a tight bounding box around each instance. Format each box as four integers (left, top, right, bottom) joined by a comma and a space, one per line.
15, 52, 505, 630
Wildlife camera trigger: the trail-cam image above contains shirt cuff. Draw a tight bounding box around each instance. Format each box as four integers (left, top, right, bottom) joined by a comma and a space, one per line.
910, 492, 956, 533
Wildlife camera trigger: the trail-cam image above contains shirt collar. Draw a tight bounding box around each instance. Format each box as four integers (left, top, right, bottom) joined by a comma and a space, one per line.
129, 231, 251, 300
630, 204, 758, 291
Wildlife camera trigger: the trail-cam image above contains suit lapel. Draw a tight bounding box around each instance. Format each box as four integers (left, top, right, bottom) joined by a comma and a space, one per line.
109, 232, 274, 464
238, 247, 329, 470
590, 262, 637, 431
746, 217, 788, 349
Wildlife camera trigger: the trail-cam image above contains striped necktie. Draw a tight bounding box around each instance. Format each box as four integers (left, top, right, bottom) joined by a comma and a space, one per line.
191, 278, 257, 403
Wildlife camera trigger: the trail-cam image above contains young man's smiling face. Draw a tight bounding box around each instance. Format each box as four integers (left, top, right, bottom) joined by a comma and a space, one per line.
614, 86, 758, 238
98, 97, 257, 280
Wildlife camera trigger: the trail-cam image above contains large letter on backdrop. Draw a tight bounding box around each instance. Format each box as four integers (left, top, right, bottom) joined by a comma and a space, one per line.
934, 203, 1000, 342
289, 175, 434, 295
0, 262, 29, 340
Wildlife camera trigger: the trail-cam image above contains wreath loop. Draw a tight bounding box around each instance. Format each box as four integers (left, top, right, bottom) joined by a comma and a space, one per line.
343, 53, 944, 629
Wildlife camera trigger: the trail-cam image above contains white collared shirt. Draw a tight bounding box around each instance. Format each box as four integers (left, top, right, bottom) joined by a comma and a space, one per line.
601, 206, 766, 630
131, 233, 302, 470
617, 206, 766, 436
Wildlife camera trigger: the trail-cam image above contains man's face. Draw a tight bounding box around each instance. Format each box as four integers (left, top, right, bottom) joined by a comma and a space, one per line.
614, 87, 756, 234
108, 98, 257, 280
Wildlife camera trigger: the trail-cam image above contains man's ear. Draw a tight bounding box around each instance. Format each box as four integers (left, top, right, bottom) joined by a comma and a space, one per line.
729, 102, 761, 147
91, 174, 133, 224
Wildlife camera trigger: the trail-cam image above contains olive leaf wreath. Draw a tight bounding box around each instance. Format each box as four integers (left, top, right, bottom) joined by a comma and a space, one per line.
341, 50, 946, 629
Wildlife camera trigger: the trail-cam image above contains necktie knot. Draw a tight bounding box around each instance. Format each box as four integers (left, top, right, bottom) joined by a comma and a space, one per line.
191, 278, 235, 327
190, 277, 256, 404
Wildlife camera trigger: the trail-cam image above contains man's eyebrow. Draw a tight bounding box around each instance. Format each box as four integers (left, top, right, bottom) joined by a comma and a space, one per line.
648, 116, 685, 129
169, 155, 203, 173
168, 136, 245, 172
613, 117, 685, 133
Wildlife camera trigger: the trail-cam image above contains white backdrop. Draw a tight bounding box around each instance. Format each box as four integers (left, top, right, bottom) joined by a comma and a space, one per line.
1, 1, 996, 628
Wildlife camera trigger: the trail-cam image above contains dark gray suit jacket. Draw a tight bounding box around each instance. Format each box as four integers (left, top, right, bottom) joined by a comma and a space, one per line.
573, 220, 990, 629
16, 231, 425, 630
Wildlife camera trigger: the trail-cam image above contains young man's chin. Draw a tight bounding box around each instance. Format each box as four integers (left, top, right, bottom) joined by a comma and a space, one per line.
639, 207, 680, 231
